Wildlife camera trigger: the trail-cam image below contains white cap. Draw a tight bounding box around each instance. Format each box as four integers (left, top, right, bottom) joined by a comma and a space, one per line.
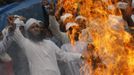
66, 22, 78, 30
60, 13, 73, 22
75, 16, 87, 21
25, 18, 43, 30
14, 15, 20, 18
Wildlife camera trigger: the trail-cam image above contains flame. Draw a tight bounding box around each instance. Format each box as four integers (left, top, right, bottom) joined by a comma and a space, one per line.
67, 25, 81, 45
57, 0, 134, 75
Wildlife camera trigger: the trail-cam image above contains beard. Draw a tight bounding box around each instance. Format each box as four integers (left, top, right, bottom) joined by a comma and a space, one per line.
27, 31, 44, 42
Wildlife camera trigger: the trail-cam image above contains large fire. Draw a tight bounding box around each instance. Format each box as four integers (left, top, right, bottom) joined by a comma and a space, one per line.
57, 0, 134, 75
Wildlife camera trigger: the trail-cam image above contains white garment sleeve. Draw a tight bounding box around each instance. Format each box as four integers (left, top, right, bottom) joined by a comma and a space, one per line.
49, 15, 69, 44
0, 29, 12, 54
48, 40, 81, 62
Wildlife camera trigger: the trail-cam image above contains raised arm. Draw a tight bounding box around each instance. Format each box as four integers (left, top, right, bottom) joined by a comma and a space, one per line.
47, 40, 82, 62
0, 28, 12, 54
49, 15, 69, 44
43, 0, 69, 44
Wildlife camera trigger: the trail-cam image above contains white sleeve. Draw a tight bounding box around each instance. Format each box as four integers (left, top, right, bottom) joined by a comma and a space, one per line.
0, 29, 12, 54
49, 15, 69, 44
48, 40, 81, 62
49, 15, 61, 36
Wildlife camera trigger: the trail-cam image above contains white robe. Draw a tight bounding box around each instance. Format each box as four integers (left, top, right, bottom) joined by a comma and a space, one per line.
61, 41, 88, 75
12, 28, 81, 75
2, 20, 30, 75
0, 28, 13, 75
0, 28, 12, 54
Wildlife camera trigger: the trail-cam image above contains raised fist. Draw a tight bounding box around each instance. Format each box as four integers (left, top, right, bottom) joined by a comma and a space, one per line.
42, 0, 55, 15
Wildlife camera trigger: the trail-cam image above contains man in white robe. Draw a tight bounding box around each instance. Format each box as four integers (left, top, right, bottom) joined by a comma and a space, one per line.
10, 18, 82, 75
60, 22, 89, 75
6, 15, 30, 75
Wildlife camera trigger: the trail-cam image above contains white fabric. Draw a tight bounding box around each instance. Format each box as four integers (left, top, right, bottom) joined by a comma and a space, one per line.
12, 28, 81, 75
1, 28, 12, 62
131, 15, 134, 22
0, 52, 12, 62
66, 22, 78, 31
61, 41, 87, 53
2, 28, 8, 36
80, 29, 93, 43
60, 13, 73, 22
117, 2, 128, 9
49, 15, 70, 44
14, 18, 25, 27
25, 18, 43, 30
61, 41, 87, 75
13, 15, 25, 27
108, 15, 124, 31
14, 15, 20, 18
75, 16, 86, 21
0, 28, 12, 54
108, 15, 131, 32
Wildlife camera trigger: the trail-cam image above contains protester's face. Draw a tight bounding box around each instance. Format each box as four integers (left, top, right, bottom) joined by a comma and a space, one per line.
38, 22, 53, 38
28, 23, 42, 37
64, 16, 74, 24
76, 18, 87, 30
67, 26, 81, 41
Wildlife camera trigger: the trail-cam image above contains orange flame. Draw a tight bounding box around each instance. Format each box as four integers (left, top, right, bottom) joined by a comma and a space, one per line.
57, 0, 134, 75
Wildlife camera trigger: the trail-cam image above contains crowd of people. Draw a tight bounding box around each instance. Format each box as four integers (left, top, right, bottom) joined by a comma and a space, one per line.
0, 0, 133, 75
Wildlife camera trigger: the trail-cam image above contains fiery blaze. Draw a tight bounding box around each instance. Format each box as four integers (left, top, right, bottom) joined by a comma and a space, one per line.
57, 0, 134, 75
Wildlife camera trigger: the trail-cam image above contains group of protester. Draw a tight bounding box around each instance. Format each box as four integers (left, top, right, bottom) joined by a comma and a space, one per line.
0, 0, 133, 75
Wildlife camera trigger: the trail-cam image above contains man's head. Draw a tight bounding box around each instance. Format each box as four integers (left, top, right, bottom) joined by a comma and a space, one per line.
66, 22, 81, 45
75, 16, 87, 30
25, 18, 46, 41
59, 13, 74, 32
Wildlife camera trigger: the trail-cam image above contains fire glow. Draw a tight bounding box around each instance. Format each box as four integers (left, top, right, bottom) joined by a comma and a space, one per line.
57, 0, 134, 75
